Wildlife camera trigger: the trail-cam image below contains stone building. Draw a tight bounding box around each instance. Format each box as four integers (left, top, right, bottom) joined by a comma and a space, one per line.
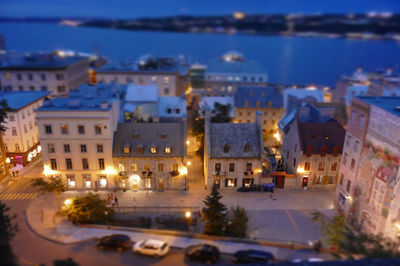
112, 120, 187, 191
204, 111, 265, 190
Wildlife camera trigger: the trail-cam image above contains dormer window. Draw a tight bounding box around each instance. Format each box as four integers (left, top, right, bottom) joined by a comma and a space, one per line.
243, 142, 251, 153
256, 101, 260, 107
325, 134, 330, 140
151, 146, 157, 154
124, 147, 130, 154
160, 133, 167, 139
136, 143, 144, 154
244, 101, 248, 107
176, 108, 180, 114
165, 146, 171, 154
268, 101, 272, 107
133, 132, 140, 139
223, 143, 230, 153
167, 108, 172, 114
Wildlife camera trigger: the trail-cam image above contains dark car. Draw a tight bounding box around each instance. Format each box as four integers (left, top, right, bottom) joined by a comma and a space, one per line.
185, 244, 220, 264
232, 249, 274, 264
97, 234, 133, 252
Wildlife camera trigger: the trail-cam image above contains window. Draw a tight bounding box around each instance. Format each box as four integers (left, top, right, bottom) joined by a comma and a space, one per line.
215, 163, 221, 172
67, 175, 75, 188
95, 125, 102, 135
316, 175, 322, 184
172, 163, 178, 172
223, 143, 230, 153
318, 162, 325, 171
78, 125, 85, 134
151, 146, 157, 154
56, 73, 64, 80
61, 124, 68, 134
82, 158, 89, 170
246, 163, 252, 171
354, 140, 359, 152
165, 146, 171, 154
17, 73, 22, 80
342, 152, 348, 166
12, 127, 17, 135
229, 163, 235, 172
304, 162, 311, 171
225, 178, 237, 187
293, 158, 297, 168
41, 74, 46, 81
328, 175, 335, 184
331, 162, 337, 171
359, 115, 365, 129
98, 158, 105, 170
294, 144, 297, 153
158, 164, 164, 172
97, 144, 103, 153
30, 86, 35, 91
99, 176, 107, 188
137, 146, 144, 154
28, 73, 33, 81
80, 144, 87, 153
57, 86, 66, 93
167, 108, 172, 114
8, 114, 15, 121
66, 159, 72, 170
21, 112, 25, 119
29, 121, 32, 129
15, 144, 20, 151
84, 175, 91, 188
243, 142, 251, 153
346, 180, 351, 192
350, 159, 355, 170
124, 147, 130, 154
64, 144, 70, 153
163, 76, 170, 84
256, 101, 260, 107
50, 158, 57, 170
350, 111, 356, 125
131, 163, 137, 171
24, 124, 27, 133
19, 86, 23, 91
244, 101, 248, 107
48, 144, 55, 153
45, 125, 52, 134
164, 88, 170, 95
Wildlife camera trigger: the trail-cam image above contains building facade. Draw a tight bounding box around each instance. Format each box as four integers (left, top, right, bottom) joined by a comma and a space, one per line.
204, 111, 265, 190
112, 121, 187, 191
0, 51, 89, 96
0, 135, 8, 181
1, 91, 49, 167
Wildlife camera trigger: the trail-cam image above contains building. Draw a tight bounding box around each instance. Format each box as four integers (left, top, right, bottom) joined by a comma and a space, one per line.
204, 51, 268, 96
0, 51, 90, 96
35, 85, 123, 190
233, 86, 284, 147
204, 111, 265, 190
335, 96, 400, 241
122, 83, 186, 122
199, 96, 234, 118
112, 121, 187, 191
368, 77, 400, 97
280, 103, 345, 189
190, 64, 206, 90
0, 135, 8, 181
282, 87, 324, 112
0, 91, 49, 167
96, 55, 190, 97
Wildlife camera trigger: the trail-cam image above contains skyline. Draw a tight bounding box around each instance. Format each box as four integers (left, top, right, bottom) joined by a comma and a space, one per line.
1, 0, 400, 19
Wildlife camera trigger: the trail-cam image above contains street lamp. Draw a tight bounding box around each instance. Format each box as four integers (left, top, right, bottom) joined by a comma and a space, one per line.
185, 211, 192, 232
64, 199, 72, 207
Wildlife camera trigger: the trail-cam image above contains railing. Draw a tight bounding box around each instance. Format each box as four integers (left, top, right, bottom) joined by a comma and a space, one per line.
113, 205, 199, 214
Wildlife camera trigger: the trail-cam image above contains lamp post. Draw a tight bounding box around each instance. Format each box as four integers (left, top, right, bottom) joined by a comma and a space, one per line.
185, 211, 192, 232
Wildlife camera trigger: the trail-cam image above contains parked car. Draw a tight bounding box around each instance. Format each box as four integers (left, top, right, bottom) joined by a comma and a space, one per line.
237, 183, 274, 192
232, 249, 274, 264
292, 257, 324, 263
133, 239, 169, 258
185, 244, 220, 264
96, 234, 133, 252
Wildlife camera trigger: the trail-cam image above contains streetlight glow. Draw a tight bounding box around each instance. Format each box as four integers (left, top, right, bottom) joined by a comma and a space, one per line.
185, 211, 191, 218
64, 199, 72, 207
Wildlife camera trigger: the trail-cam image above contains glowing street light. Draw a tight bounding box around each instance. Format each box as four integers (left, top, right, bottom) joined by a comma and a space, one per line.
186, 140, 190, 145
185, 211, 192, 232
187, 161, 191, 166
64, 199, 72, 207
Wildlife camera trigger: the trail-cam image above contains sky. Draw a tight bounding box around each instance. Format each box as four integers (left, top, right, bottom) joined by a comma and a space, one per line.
1, 0, 399, 19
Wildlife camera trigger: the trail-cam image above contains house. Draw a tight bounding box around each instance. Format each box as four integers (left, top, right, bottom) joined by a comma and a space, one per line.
96, 55, 190, 97
204, 111, 265, 190
0, 91, 50, 167
280, 103, 345, 189
233, 86, 284, 147
112, 120, 187, 191
0, 51, 90, 96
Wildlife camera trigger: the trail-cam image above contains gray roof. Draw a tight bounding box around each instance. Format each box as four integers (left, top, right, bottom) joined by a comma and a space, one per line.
113, 122, 185, 157
209, 123, 261, 158
0, 91, 50, 110
234, 86, 283, 108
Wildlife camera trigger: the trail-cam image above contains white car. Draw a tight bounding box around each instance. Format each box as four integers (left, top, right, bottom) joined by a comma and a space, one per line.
133, 239, 170, 258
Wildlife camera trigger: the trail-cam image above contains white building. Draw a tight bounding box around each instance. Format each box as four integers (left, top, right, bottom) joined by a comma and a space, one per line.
36, 85, 122, 190
0, 51, 89, 97
0, 91, 49, 167
96, 55, 189, 97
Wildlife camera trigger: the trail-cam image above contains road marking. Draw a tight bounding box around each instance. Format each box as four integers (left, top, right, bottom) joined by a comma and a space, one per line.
22, 193, 30, 199
0, 192, 38, 201
29, 193, 38, 199
0, 193, 7, 200
9, 193, 18, 200
285, 209, 303, 237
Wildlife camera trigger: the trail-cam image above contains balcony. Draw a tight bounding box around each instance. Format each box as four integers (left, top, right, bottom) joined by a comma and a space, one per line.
169, 170, 180, 177
244, 170, 254, 176
142, 171, 153, 177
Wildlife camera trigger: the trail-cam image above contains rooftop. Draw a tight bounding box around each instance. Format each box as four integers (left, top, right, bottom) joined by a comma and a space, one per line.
234, 86, 283, 108
113, 122, 185, 157
357, 96, 400, 117
0, 91, 49, 110
125, 83, 158, 103
158, 96, 187, 118
209, 123, 261, 158
282, 88, 324, 108
199, 96, 234, 117
0, 51, 88, 70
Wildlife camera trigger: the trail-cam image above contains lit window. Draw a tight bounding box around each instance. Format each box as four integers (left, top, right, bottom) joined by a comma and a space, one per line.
67, 175, 76, 188
145, 178, 151, 188
131, 163, 137, 171
124, 147, 130, 154
163, 76, 170, 84
95, 125, 102, 134
244, 101, 248, 107
60, 124, 68, 134
165, 146, 171, 154
226, 178, 237, 187
256, 101, 260, 107
84, 175, 91, 188
99, 176, 107, 188
151, 147, 157, 153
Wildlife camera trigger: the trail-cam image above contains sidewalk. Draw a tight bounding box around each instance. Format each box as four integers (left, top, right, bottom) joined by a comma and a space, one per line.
25, 195, 332, 261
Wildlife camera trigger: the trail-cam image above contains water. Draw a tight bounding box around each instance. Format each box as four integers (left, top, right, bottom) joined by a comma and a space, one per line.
1, 22, 400, 86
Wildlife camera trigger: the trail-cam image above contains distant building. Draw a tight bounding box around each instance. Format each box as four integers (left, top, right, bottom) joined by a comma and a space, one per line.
204, 51, 268, 96
335, 96, 400, 241
279, 103, 345, 189
36, 84, 123, 190
233, 86, 284, 147
204, 111, 265, 190
96, 55, 190, 97
0, 91, 49, 168
190, 64, 206, 90
0, 51, 90, 96
282, 87, 324, 113
112, 121, 187, 191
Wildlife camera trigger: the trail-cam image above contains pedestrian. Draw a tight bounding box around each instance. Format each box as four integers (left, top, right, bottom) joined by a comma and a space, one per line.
115, 196, 119, 206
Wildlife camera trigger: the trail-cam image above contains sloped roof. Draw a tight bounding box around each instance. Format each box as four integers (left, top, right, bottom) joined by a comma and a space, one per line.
113, 122, 185, 157
125, 83, 158, 103
0, 91, 50, 110
234, 86, 283, 108
209, 123, 261, 158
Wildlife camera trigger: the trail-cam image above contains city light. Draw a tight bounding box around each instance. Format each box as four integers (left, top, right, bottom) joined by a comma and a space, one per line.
396, 224, 400, 230
43, 165, 56, 176
185, 211, 191, 218
180, 167, 188, 175
273, 132, 281, 142
5, 158, 10, 163
104, 167, 117, 175
186, 140, 190, 145
187, 161, 191, 166
64, 199, 72, 207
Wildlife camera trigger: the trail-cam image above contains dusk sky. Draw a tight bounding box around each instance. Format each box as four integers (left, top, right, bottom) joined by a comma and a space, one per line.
1, 0, 400, 19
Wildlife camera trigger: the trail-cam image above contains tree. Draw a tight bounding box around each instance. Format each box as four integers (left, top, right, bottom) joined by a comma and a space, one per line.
312, 211, 347, 247
60, 193, 114, 224
202, 183, 227, 235
0, 100, 12, 132
226, 206, 249, 238
0, 202, 18, 266
191, 103, 232, 158
33, 177, 66, 211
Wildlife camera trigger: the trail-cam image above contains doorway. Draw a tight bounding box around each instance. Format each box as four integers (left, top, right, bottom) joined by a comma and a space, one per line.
158, 178, 164, 192
302, 176, 309, 187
